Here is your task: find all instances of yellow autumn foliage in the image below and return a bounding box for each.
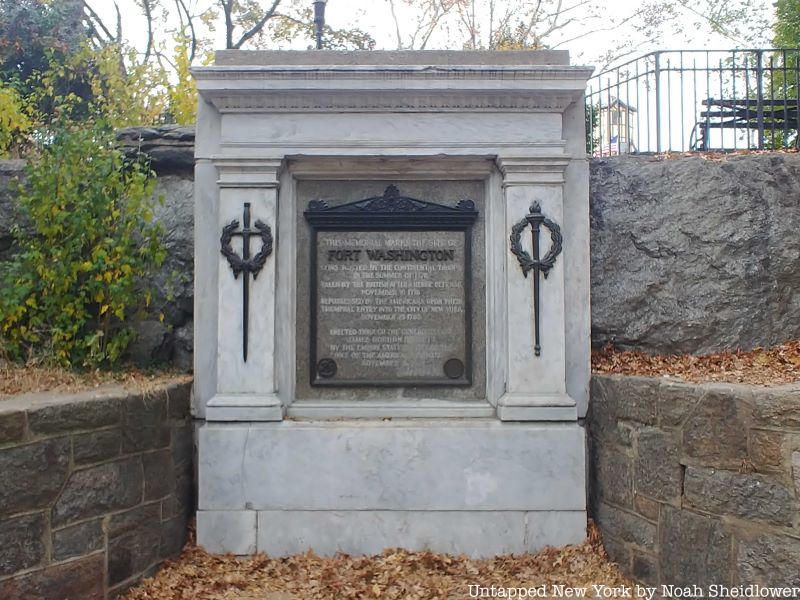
[0,85,31,156]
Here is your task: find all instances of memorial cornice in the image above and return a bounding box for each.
[193,64,594,113]
[194,64,594,80]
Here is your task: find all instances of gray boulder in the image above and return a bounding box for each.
[130,173,195,366]
[117,125,195,172]
[590,153,800,354]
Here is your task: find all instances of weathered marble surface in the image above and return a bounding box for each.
[255,510,586,557]
[189,49,591,556]
[214,49,571,66]
[197,420,587,556]
[199,421,585,511]
[198,508,585,557]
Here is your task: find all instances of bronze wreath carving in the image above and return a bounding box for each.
[509,202,563,279]
[220,219,273,279]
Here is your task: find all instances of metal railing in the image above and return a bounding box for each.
[585,49,800,156]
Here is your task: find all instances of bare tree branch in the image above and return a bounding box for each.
[549,11,642,50]
[674,0,749,44]
[418,1,454,49]
[82,1,116,44]
[488,0,495,47]
[232,0,282,49]
[543,0,592,18]
[522,0,547,47]
[219,0,234,49]
[114,1,122,44]
[470,0,477,48]
[387,0,404,49]
[175,0,198,61]
[139,0,155,62]
[455,0,478,48]
[385,0,458,50]
[273,12,306,26]
[174,0,186,30]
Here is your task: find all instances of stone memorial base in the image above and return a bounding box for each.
[197,420,585,557]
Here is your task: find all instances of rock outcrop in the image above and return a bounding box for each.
[591,153,800,353]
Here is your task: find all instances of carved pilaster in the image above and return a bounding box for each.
[208,159,284,422]
[495,156,576,421]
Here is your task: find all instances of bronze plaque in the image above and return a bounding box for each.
[304,187,478,386]
[314,230,468,385]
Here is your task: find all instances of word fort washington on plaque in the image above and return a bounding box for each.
[193,50,593,557]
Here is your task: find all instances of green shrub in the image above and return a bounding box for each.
[0,84,31,156]
[0,121,166,367]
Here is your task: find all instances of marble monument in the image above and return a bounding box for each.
[193,50,593,556]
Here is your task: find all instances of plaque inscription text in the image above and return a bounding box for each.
[316,231,466,384]
[304,186,478,386]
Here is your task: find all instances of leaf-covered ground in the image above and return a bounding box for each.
[0,361,190,398]
[122,525,631,600]
[591,340,800,385]
[624,148,799,161]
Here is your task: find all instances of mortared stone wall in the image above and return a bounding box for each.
[0,380,194,599]
[588,374,800,587]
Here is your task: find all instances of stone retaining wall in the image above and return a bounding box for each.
[0,381,194,599]
[588,375,800,586]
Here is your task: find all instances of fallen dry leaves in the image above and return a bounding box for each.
[619,148,800,161]
[122,524,632,600]
[0,360,191,399]
[592,340,800,385]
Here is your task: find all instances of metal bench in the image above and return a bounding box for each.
[691,97,800,150]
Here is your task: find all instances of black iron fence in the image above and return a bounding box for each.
[585,49,800,156]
